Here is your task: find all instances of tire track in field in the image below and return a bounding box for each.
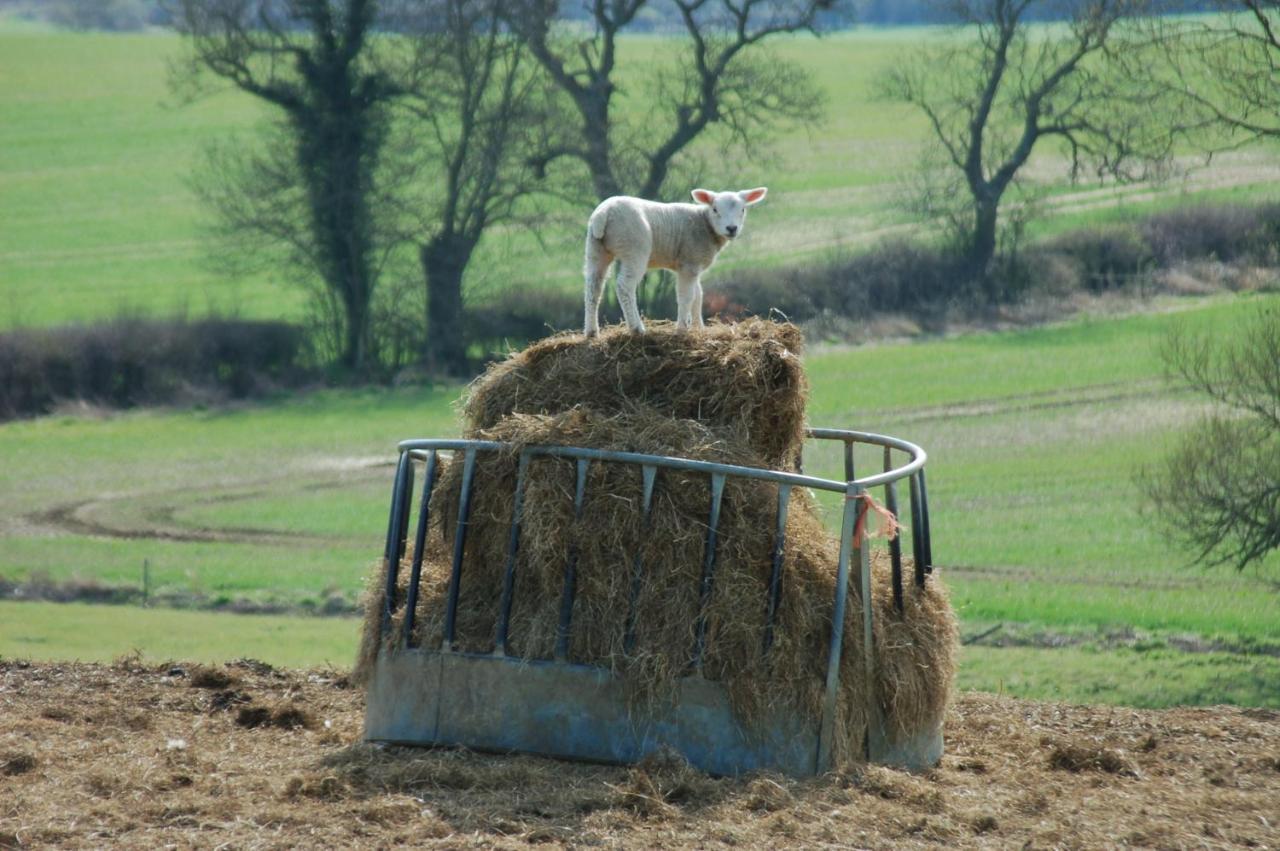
[959,619,1280,657]
[859,378,1170,425]
[28,500,315,545]
[22,459,393,546]
[940,562,1216,592]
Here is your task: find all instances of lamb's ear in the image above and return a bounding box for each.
[691,189,715,205]
[739,187,768,206]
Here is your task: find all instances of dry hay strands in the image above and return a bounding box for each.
[355,410,958,766]
[461,318,809,470]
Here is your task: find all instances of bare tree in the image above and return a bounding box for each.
[1140,306,1280,571]
[393,0,559,375]
[1142,2,1280,145]
[173,0,405,373]
[884,0,1172,291]
[505,0,832,201]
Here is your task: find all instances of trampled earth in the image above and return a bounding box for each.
[1,660,1276,849]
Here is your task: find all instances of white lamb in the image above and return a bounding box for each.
[583,187,768,336]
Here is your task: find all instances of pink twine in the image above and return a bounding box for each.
[847,491,901,545]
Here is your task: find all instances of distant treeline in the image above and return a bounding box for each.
[2,0,174,31]
[3,0,1222,33]
[857,0,1216,25]
[0,317,314,421]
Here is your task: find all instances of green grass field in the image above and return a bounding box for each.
[0,600,357,669]
[2,293,1277,707]
[4,23,1280,330]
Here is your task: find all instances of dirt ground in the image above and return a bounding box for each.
[1,659,1276,849]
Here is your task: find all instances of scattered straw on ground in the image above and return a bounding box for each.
[2,659,1277,849]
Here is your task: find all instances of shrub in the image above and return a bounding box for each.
[0,317,312,421]
[369,277,427,375]
[1141,203,1280,267]
[1139,305,1280,570]
[705,265,825,323]
[1002,247,1085,297]
[842,239,966,311]
[1037,226,1153,293]
[465,288,583,357]
[709,240,964,323]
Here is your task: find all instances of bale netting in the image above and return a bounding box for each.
[355,409,958,766]
[461,319,809,470]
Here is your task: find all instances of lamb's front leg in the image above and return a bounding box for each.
[691,278,705,330]
[675,269,698,330]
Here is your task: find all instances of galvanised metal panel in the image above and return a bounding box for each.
[365,649,821,777]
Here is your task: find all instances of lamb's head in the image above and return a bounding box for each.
[691,187,768,240]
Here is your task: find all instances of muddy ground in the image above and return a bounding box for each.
[1,659,1276,849]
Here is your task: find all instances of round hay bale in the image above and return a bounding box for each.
[357,408,957,765]
[461,319,809,470]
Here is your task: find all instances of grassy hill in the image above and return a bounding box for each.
[3,24,1279,330]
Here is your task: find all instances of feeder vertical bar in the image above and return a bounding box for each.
[494,452,530,656]
[442,448,478,651]
[623,465,658,655]
[858,494,879,752]
[817,486,861,770]
[398,463,416,569]
[844,439,855,482]
[403,450,438,647]
[884,446,903,613]
[381,451,413,639]
[555,458,590,661]
[919,468,933,574]
[909,473,925,588]
[691,472,727,671]
[762,484,793,654]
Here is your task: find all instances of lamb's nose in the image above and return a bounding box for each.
[726,225,738,237]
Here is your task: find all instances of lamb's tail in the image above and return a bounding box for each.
[587,205,608,241]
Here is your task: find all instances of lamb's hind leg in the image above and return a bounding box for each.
[675,269,697,331]
[615,261,647,333]
[583,239,612,336]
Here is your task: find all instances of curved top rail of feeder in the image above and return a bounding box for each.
[397,427,925,494]
[806,427,928,489]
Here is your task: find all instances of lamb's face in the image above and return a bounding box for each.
[692,187,768,240]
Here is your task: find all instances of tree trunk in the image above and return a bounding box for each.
[295,96,379,374]
[580,88,622,200]
[342,294,368,373]
[967,195,1000,292]
[421,234,474,376]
